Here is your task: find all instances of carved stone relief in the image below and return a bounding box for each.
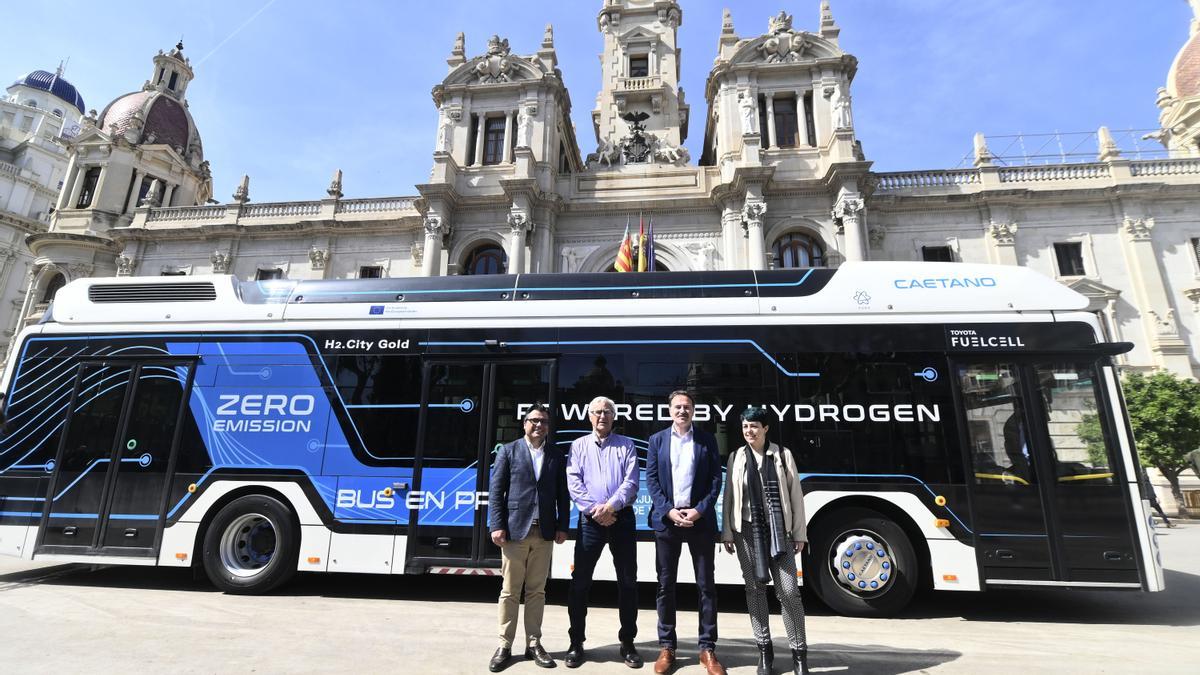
[755,11,811,63]
[210,249,231,274]
[987,221,1018,245]
[474,35,516,84]
[309,247,330,270]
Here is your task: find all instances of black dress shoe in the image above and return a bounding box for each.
[489,647,512,672]
[792,648,809,675]
[757,642,774,675]
[526,643,556,668]
[620,642,644,668]
[565,643,585,669]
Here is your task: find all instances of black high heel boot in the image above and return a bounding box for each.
[791,648,809,675]
[756,642,774,675]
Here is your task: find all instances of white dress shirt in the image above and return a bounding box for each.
[670,426,696,508]
[527,438,545,514]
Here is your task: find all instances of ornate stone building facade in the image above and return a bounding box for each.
[0,66,87,354]
[23,1,1200,387]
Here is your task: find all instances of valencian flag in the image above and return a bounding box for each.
[614,218,634,272]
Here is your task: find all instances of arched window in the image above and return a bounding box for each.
[464,244,507,275]
[41,273,66,304]
[772,232,825,268]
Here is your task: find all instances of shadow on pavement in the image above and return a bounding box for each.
[20,561,1200,629]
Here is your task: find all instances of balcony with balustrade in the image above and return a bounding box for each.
[872,129,1200,198]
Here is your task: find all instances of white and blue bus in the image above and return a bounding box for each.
[0,262,1164,616]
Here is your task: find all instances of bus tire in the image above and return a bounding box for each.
[808,507,917,617]
[202,494,299,595]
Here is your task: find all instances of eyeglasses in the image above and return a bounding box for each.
[589,409,614,417]
[525,418,549,425]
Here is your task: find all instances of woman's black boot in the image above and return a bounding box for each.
[791,648,809,675]
[756,642,774,675]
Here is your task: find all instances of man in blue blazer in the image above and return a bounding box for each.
[645,391,726,674]
[488,404,570,672]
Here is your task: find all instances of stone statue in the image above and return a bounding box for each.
[653,141,690,166]
[586,138,619,168]
[436,112,453,152]
[560,246,580,273]
[739,93,757,135]
[832,83,853,129]
[140,178,163,207]
[517,105,535,148]
[452,32,465,57]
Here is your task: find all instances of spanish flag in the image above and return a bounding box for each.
[614,220,634,272]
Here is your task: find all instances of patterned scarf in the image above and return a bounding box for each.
[744,445,790,582]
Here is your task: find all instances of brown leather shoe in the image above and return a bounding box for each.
[699,649,727,675]
[653,647,675,674]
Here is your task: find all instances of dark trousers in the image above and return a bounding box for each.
[568,508,638,645]
[654,524,718,650]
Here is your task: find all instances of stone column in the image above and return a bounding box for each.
[797,92,809,146]
[420,215,447,277]
[56,153,79,210]
[721,203,742,270]
[124,169,144,213]
[986,221,1020,265]
[814,81,833,147]
[765,96,776,150]
[833,196,866,262]
[535,222,554,273]
[162,183,176,208]
[506,212,529,274]
[66,165,87,209]
[1120,216,1192,376]
[474,115,487,166]
[502,112,515,164]
[742,201,768,270]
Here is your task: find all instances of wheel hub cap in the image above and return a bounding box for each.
[832,532,892,594]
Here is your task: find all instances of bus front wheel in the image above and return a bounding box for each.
[808,507,917,617]
[202,494,299,594]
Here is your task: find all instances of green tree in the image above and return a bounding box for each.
[1121,371,1200,510]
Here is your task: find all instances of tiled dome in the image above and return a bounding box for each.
[98,90,198,153]
[10,69,85,113]
[1168,30,1200,99]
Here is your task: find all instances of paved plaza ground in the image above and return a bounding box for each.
[0,522,1196,673]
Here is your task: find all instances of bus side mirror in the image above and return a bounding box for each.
[0,392,6,434]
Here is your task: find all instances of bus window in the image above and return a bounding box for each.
[1033,363,1113,485]
[959,364,1035,486]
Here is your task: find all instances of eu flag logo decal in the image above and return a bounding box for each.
[369,305,384,315]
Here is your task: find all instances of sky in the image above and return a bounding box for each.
[1,1,1190,203]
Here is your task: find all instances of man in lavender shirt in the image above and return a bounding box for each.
[564,396,642,669]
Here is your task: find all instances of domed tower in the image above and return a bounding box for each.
[21,43,211,323]
[1152,1,1200,156]
[1,64,88,353]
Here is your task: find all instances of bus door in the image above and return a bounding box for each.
[36,357,197,558]
[407,359,555,571]
[956,359,1140,587]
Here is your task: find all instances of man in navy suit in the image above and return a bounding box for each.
[488,404,570,672]
[645,391,726,675]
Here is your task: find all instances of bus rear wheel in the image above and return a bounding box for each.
[202,494,299,594]
[808,507,917,617]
